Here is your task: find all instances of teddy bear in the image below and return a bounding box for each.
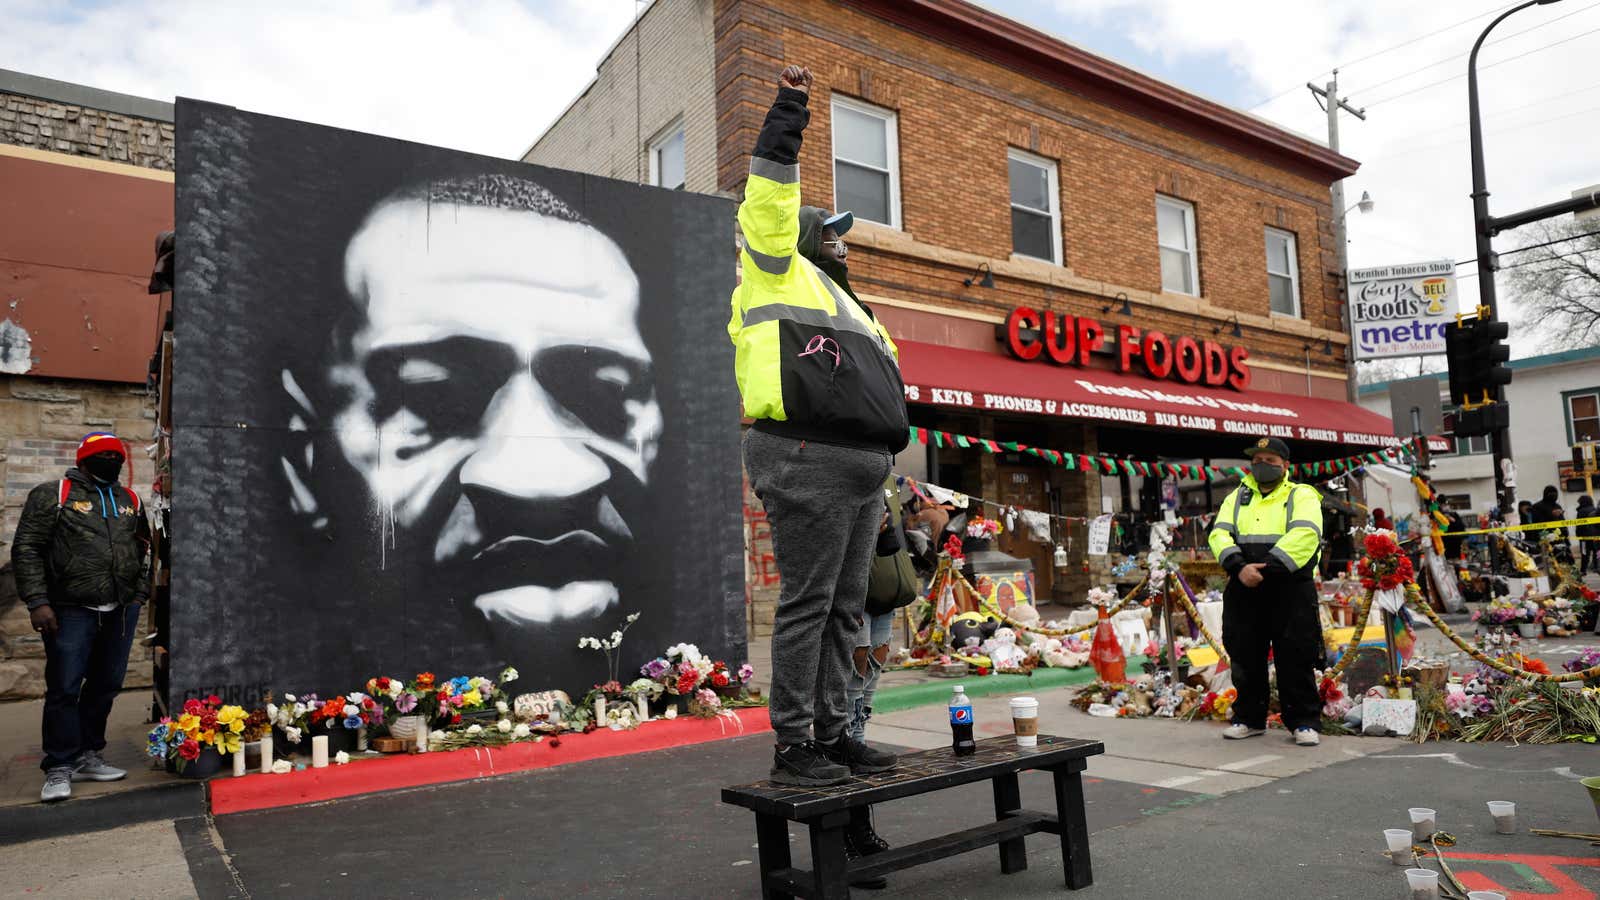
[1008,603,1041,629]
[947,612,999,655]
[1041,637,1089,669]
[982,627,1028,670]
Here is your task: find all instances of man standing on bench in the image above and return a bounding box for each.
[731,64,910,787]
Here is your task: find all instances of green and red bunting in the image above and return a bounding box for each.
[907,426,1414,481]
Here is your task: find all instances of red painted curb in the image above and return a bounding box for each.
[209,708,770,815]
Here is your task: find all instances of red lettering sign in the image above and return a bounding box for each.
[999,307,1251,390]
[1142,331,1172,378]
[1006,307,1042,360]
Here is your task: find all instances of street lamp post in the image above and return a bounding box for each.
[1467,0,1565,515]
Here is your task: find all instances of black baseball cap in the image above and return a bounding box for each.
[1244,437,1292,460]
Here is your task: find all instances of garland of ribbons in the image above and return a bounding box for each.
[907,426,1416,481]
[1170,571,1231,667]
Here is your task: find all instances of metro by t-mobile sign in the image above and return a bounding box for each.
[1004,307,1252,391]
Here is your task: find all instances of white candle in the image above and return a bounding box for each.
[233,747,246,777]
[311,734,329,768]
[259,735,273,774]
[415,725,428,753]
[635,695,650,722]
[595,696,607,722]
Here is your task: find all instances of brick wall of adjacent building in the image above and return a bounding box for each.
[0,72,169,699]
[713,0,1350,367]
[523,0,720,194]
[0,89,174,170]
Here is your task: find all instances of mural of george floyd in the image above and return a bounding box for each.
[170,100,743,705]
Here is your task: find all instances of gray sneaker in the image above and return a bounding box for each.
[41,766,72,802]
[73,750,127,782]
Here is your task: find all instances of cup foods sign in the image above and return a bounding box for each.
[1347,259,1456,361]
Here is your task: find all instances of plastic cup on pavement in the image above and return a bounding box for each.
[1408,807,1437,842]
[1384,828,1413,866]
[1486,800,1516,834]
[1009,696,1039,748]
[1404,868,1440,900]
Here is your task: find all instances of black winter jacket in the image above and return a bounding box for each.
[11,469,151,610]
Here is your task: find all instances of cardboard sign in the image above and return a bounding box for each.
[1088,515,1112,556]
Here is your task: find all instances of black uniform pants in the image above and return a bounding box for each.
[1221,578,1323,731]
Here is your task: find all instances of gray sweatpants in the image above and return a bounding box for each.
[744,428,892,746]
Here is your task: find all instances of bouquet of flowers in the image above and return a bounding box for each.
[1473,597,1523,627]
[965,515,1002,541]
[147,696,246,771]
[1086,585,1118,608]
[1355,531,1414,593]
[1564,648,1600,687]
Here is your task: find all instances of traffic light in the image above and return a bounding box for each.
[1443,315,1512,438]
[1444,320,1475,407]
[1470,319,1512,397]
[1455,402,1509,438]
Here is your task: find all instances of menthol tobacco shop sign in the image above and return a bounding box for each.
[1347,259,1456,361]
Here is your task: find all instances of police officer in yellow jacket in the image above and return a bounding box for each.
[731,65,909,791]
[1207,437,1325,747]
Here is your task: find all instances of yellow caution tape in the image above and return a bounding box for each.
[1450,515,1600,536]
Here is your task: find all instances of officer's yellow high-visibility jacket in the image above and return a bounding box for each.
[1207,474,1324,581]
[728,86,909,453]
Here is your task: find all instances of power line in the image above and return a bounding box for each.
[1244,1,1515,110]
[1358,102,1600,165]
[1347,1,1600,96]
[1367,24,1600,107]
[1453,228,1600,268]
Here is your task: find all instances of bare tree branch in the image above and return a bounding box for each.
[1504,218,1600,349]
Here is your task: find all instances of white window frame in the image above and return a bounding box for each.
[830,94,901,229]
[1156,195,1199,296]
[1265,226,1302,317]
[1568,390,1600,443]
[648,121,685,190]
[1006,147,1061,264]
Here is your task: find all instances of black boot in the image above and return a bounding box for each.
[844,805,890,889]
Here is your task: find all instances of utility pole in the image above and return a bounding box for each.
[1308,70,1366,405]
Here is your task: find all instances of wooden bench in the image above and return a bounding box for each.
[721,735,1104,899]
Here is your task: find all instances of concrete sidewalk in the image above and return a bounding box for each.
[0,693,164,809]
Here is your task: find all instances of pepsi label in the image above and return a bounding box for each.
[950,706,973,725]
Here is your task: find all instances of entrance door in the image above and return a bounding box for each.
[996,466,1055,602]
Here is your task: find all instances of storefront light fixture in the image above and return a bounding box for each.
[1053,544,1069,568]
[963,262,995,288]
[1101,292,1132,316]
[1213,315,1242,339]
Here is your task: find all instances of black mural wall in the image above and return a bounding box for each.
[171,100,742,704]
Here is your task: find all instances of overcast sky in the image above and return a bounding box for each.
[6,0,1595,361]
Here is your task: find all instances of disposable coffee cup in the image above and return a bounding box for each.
[1487,800,1516,834]
[1009,696,1039,748]
[1383,828,1413,866]
[1467,892,1506,900]
[1408,807,1437,842]
[1404,868,1439,900]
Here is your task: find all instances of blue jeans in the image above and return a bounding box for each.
[846,612,894,742]
[40,604,141,771]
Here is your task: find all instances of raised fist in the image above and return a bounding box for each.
[779,65,813,94]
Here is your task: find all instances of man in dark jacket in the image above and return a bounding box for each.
[11,433,150,802]
[731,64,909,787]
[1575,495,1597,575]
[1529,485,1570,565]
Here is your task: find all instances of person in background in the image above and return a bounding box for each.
[1574,494,1597,576]
[840,479,920,890]
[1440,499,1466,561]
[1371,508,1393,531]
[1529,485,1570,565]
[731,64,909,786]
[10,433,150,803]
[1207,438,1325,747]
[1517,499,1534,526]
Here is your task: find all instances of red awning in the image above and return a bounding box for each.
[897,340,1397,447]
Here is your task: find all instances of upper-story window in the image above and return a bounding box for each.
[649,124,685,190]
[1265,227,1301,316]
[1008,148,1061,264]
[1156,195,1198,295]
[831,95,900,228]
[1568,390,1600,442]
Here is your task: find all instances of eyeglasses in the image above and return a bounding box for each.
[822,239,846,248]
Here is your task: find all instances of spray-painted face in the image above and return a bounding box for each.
[323,199,660,627]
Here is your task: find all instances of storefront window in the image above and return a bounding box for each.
[1156,195,1198,295]
[1265,226,1300,317]
[1007,148,1060,264]
[831,96,900,228]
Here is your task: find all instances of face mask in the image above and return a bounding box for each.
[1250,461,1284,486]
[83,456,124,484]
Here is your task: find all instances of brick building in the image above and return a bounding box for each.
[0,69,172,699]
[527,0,1395,635]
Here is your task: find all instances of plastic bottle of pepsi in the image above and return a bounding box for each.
[949,685,976,756]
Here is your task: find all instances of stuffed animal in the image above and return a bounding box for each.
[947,612,999,654]
[1009,604,1041,629]
[982,627,1028,670]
